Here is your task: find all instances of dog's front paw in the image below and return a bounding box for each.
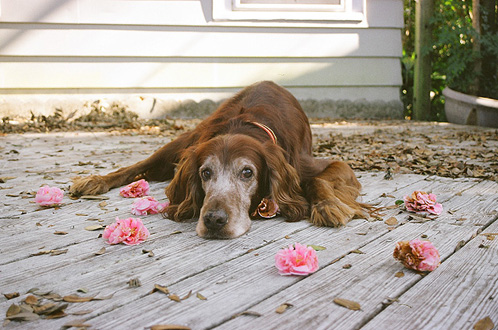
[70,175,110,197]
[310,200,354,227]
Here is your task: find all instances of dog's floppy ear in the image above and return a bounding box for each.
[264,144,309,221]
[164,148,204,221]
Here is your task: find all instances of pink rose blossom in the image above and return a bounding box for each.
[404,191,443,215]
[275,243,319,276]
[131,196,169,215]
[102,217,150,245]
[119,179,150,198]
[35,186,64,206]
[393,239,440,272]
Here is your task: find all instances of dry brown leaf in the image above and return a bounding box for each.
[94,247,106,255]
[275,303,293,314]
[239,311,262,317]
[68,309,93,315]
[473,316,494,330]
[44,310,67,319]
[150,284,170,295]
[394,271,405,278]
[231,310,262,319]
[4,292,19,300]
[51,249,68,256]
[98,201,108,208]
[142,249,155,257]
[24,295,38,305]
[44,293,63,301]
[32,303,56,314]
[181,290,192,300]
[350,249,364,254]
[481,233,498,240]
[128,278,141,288]
[63,294,96,303]
[80,195,109,200]
[333,297,361,311]
[54,231,68,235]
[6,304,21,317]
[0,176,16,182]
[62,320,91,328]
[168,294,181,302]
[85,224,104,231]
[149,325,191,330]
[6,312,40,322]
[93,293,113,301]
[342,264,352,269]
[38,303,68,317]
[196,292,207,301]
[385,217,398,226]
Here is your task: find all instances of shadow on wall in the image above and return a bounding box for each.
[121,97,403,120]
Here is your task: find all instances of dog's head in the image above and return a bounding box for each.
[165,134,308,239]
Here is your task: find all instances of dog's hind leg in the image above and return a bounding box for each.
[69,132,194,196]
[303,160,369,227]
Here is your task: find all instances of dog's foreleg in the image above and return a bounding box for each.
[69,132,194,196]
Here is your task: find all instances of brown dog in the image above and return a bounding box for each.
[70,81,370,238]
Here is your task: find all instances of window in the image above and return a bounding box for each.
[213,0,364,22]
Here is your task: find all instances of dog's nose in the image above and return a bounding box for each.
[203,210,228,230]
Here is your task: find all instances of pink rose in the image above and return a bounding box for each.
[119,179,150,198]
[35,186,64,206]
[131,196,169,215]
[103,217,150,245]
[393,239,440,272]
[404,191,443,215]
[275,243,319,276]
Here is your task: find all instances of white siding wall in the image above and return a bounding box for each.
[0,0,404,118]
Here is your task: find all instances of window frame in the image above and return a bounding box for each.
[212,0,364,22]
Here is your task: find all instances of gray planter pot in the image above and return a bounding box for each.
[443,87,498,128]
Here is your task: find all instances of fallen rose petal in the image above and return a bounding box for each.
[131,196,169,215]
[35,186,64,206]
[120,179,150,198]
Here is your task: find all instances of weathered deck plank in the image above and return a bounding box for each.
[361,219,498,330]
[1,130,497,330]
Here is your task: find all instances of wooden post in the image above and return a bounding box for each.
[413,0,435,121]
[471,0,481,95]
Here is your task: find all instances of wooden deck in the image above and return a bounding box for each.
[1,124,497,329]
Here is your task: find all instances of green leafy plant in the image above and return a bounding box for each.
[402,0,498,120]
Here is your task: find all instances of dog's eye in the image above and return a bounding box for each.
[241,168,253,179]
[201,169,212,181]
